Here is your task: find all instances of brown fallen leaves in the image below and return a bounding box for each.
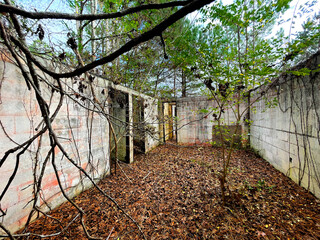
[21,143,320,239]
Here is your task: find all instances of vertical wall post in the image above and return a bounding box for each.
[174,102,178,142]
[247,90,251,145]
[128,93,134,163]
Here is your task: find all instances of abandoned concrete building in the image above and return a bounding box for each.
[0,47,319,234]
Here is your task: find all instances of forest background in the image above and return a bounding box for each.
[13,0,320,99]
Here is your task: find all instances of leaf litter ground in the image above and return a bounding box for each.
[22,143,320,239]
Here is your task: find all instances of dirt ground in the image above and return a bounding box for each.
[20,143,320,239]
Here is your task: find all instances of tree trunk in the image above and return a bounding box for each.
[181,69,187,97]
[91,0,97,60]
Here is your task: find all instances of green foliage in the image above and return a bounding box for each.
[197,0,292,91]
[264,96,278,110]
[244,179,276,193]
[194,0,295,204]
[29,40,53,56]
[285,1,320,64]
[199,109,209,114]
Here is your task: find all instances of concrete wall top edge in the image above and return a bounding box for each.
[0,45,155,102]
[250,50,320,95]
[175,96,211,103]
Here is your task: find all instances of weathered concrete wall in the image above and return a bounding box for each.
[144,97,160,152]
[0,59,110,233]
[176,97,211,144]
[105,82,159,157]
[174,52,320,198]
[176,96,247,144]
[250,52,320,198]
[0,54,159,233]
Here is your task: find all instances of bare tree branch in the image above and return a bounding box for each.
[8,0,215,79]
[0,0,215,238]
[0,1,193,20]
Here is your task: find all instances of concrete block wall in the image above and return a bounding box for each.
[250,52,320,198]
[174,52,320,198]
[144,97,160,152]
[0,58,110,234]
[176,96,247,144]
[0,54,159,233]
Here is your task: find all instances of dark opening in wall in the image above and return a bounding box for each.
[109,88,130,163]
[212,125,242,147]
[161,102,176,142]
[133,96,145,154]
[173,103,177,142]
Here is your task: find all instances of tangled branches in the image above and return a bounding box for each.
[0,0,216,238]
